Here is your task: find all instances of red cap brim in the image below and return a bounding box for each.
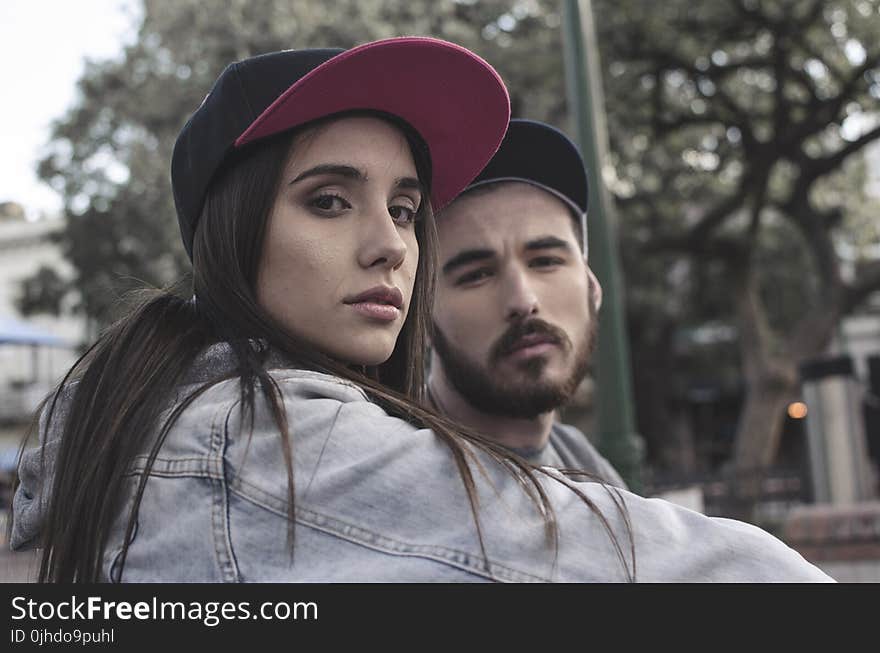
[234,37,510,210]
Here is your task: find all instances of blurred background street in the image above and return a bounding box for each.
[2,0,879,582]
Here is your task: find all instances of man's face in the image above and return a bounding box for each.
[431,182,600,419]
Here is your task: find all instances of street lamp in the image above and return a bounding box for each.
[561,0,645,490]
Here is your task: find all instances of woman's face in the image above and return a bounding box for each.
[256,116,422,366]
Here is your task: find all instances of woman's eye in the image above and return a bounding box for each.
[389,204,418,225]
[309,193,351,213]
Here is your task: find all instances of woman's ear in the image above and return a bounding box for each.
[587,267,603,312]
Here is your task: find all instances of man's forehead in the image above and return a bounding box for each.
[437,182,580,251]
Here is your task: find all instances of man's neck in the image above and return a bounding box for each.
[427,369,555,451]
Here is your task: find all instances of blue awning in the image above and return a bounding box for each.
[0,315,70,347]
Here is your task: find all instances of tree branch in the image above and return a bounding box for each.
[732,253,777,374]
[789,302,843,361]
[799,122,880,187]
[844,260,880,314]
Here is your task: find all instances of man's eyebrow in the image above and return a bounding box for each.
[525,236,572,252]
[291,164,365,184]
[441,248,496,275]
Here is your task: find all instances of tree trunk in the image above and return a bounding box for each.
[729,249,842,519]
[727,359,797,520]
[727,255,792,518]
[630,317,697,475]
[733,366,798,472]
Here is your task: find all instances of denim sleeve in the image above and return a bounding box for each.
[219,370,835,582]
[10,389,73,551]
[99,381,240,582]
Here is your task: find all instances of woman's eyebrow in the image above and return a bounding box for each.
[290,165,423,197]
[396,177,424,195]
[290,164,365,184]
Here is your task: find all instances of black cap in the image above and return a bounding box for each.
[171,37,511,260]
[462,119,589,252]
[172,49,339,259]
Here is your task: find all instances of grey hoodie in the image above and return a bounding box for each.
[12,343,833,582]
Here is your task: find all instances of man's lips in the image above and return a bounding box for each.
[502,333,561,359]
[508,333,559,351]
[489,319,571,366]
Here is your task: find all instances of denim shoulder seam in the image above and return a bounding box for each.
[301,400,345,502]
[214,398,242,582]
[127,455,222,478]
[271,370,370,401]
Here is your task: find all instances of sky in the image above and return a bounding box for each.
[0,0,140,220]
[1,1,878,221]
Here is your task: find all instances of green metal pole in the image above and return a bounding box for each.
[561,0,644,491]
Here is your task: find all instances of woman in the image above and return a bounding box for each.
[12,37,831,582]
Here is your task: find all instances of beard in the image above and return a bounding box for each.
[431,302,598,420]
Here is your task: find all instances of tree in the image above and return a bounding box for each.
[25,0,567,331]
[24,0,880,498]
[594,0,880,490]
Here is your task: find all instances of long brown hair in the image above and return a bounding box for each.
[26,112,634,582]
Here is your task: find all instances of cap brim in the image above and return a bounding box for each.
[235,37,510,210]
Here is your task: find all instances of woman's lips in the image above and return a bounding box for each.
[344,286,404,322]
[347,301,401,322]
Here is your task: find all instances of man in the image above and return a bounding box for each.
[429,119,626,488]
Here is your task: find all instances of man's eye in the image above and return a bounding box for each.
[530,256,564,268]
[309,194,350,213]
[455,269,493,286]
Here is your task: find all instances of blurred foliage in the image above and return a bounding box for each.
[16,265,67,317]
[20,0,880,473]
[593,0,880,473]
[28,0,572,325]
[599,0,880,307]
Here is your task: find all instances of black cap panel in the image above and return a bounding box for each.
[471,119,588,214]
[171,49,344,259]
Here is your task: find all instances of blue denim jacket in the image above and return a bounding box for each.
[12,343,833,582]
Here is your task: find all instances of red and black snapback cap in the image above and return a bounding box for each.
[462,119,589,254]
[171,36,511,259]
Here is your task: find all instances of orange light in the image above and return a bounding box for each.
[787,402,808,419]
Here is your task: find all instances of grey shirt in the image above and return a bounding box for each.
[512,422,628,490]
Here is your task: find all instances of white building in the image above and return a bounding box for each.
[0,208,85,422]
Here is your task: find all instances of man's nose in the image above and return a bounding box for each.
[502,269,539,321]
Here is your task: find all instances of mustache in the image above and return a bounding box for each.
[489,318,571,364]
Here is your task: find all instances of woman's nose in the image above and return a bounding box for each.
[357,206,409,271]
